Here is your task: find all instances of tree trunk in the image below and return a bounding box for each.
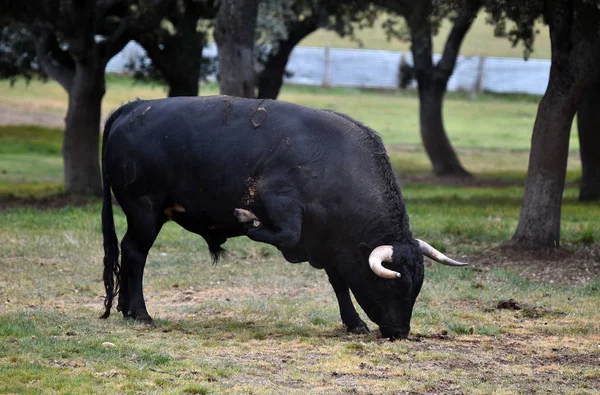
[407,0,475,178]
[164,42,202,97]
[417,75,471,176]
[165,42,202,97]
[257,19,319,99]
[168,78,199,97]
[511,76,576,247]
[214,0,258,98]
[577,75,600,201]
[63,63,104,195]
[510,0,600,247]
[257,38,297,100]
[137,25,205,98]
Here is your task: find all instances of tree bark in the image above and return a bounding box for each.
[511,76,577,247]
[136,0,216,98]
[416,73,470,177]
[167,77,200,98]
[408,0,476,177]
[214,0,259,98]
[257,18,319,99]
[577,75,600,201]
[138,34,204,97]
[511,0,600,247]
[63,63,105,195]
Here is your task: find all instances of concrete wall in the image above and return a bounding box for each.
[106,42,551,96]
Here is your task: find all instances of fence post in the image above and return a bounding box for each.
[474,55,486,94]
[322,46,331,88]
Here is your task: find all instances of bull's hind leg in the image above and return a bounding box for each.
[119,207,164,323]
[234,194,302,250]
[324,267,370,334]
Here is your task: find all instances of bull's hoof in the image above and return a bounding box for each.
[135,315,155,326]
[347,322,370,335]
[124,309,154,325]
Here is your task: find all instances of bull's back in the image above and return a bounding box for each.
[103,96,386,225]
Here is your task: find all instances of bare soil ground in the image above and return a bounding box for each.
[469,246,600,285]
[0,103,64,128]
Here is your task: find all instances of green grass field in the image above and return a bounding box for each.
[1,77,599,393]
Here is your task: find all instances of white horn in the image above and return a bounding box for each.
[416,239,469,266]
[369,246,401,279]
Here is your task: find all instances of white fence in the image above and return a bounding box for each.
[107,42,551,96]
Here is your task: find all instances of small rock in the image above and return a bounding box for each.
[102,342,116,348]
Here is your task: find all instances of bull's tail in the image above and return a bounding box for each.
[100,109,123,319]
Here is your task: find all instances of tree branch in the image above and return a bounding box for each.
[34,27,75,92]
[437,0,483,77]
[102,0,172,60]
[406,0,433,72]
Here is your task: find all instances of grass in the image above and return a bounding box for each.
[301,12,552,59]
[1,77,599,393]
[1,201,599,393]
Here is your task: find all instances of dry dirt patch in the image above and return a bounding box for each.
[0,102,64,128]
[469,245,600,285]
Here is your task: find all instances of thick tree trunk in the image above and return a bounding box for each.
[511,78,576,247]
[577,76,600,201]
[164,34,203,97]
[257,38,297,100]
[214,0,259,98]
[63,64,105,195]
[407,0,477,178]
[168,78,199,97]
[257,19,319,99]
[417,75,470,177]
[138,28,205,98]
[510,0,600,247]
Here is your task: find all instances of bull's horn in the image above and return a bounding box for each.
[369,246,401,279]
[416,239,469,266]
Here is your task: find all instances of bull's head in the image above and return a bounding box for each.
[364,239,468,339]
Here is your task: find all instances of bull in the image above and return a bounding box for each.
[101,96,467,339]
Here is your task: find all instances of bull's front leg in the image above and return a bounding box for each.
[324,266,370,334]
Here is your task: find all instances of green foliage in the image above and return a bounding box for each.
[484,0,546,59]
[0,23,46,83]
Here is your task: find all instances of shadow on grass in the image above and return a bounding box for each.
[110,315,383,343]
[0,190,100,210]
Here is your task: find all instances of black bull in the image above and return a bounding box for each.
[101,96,467,339]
